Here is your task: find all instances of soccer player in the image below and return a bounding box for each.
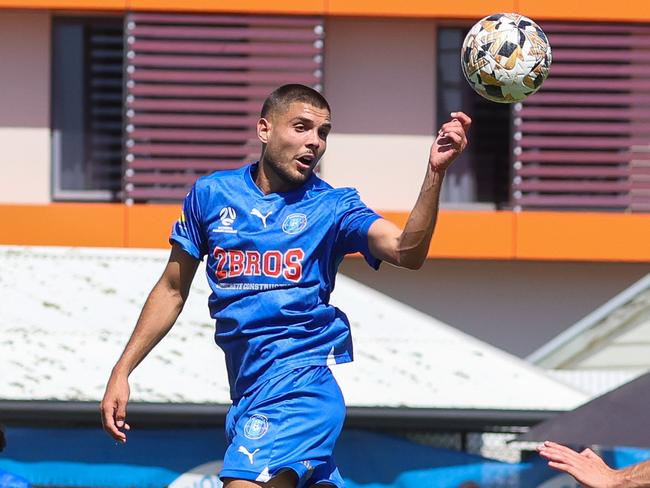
[539,441,650,487]
[100,84,470,488]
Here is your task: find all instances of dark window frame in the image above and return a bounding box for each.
[51,15,125,202]
[436,24,513,210]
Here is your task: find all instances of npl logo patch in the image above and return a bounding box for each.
[243,414,269,440]
[214,207,237,234]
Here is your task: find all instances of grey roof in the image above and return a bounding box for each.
[518,372,650,448]
[0,246,587,411]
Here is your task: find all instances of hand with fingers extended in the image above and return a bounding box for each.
[429,111,471,174]
[100,371,131,443]
[538,441,624,488]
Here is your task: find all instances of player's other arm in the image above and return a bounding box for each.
[100,243,199,442]
[368,112,471,270]
[539,441,650,488]
[621,460,650,487]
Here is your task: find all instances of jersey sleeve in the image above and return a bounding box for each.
[169,183,208,260]
[335,190,382,269]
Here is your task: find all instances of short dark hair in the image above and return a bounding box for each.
[261,84,330,119]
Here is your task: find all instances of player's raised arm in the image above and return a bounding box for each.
[368,111,471,269]
[100,243,200,443]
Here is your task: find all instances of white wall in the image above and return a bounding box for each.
[323,18,437,211]
[0,11,51,203]
[339,258,650,358]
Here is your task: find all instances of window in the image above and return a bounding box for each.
[437,27,512,209]
[122,13,324,202]
[51,14,324,204]
[510,22,650,212]
[437,22,650,212]
[51,16,124,201]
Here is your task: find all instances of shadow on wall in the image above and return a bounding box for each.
[338,257,650,358]
[0,11,51,128]
[324,18,436,136]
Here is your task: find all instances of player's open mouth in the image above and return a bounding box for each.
[296,155,314,170]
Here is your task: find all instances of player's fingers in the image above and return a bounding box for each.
[441,123,469,145]
[100,401,126,442]
[540,446,578,464]
[450,111,472,131]
[539,448,564,462]
[439,131,466,152]
[544,441,577,455]
[115,401,128,430]
[100,399,114,431]
[439,120,466,137]
[442,131,462,146]
[580,448,600,460]
[547,460,580,479]
[441,119,464,133]
[544,441,571,448]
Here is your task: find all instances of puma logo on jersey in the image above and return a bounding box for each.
[238,446,260,464]
[250,208,272,228]
[213,247,305,282]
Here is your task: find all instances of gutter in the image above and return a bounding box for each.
[0,400,560,431]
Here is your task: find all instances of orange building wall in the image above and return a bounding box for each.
[0,0,649,22]
[3,204,650,262]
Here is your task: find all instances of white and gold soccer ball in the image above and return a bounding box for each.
[461,13,552,103]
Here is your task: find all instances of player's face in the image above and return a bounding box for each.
[258,101,331,191]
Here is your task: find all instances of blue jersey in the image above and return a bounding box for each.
[170,163,381,400]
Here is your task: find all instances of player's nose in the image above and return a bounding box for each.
[305,129,320,149]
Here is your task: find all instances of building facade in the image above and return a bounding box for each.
[2,0,650,356]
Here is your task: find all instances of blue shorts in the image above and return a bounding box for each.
[220,366,346,487]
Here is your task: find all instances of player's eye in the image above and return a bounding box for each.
[319,129,330,141]
[294,124,306,132]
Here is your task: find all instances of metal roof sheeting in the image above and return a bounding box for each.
[0,246,587,411]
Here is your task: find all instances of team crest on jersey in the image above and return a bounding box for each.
[282,213,307,235]
[244,414,269,440]
[214,207,237,234]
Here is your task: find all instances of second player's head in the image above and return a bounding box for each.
[257,84,331,192]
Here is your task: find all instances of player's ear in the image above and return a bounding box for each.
[257,118,271,144]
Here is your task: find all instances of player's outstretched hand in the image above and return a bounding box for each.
[538,441,622,488]
[429,111,471,173]
[100,372,131,443]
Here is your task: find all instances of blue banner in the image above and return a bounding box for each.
[1,427,647,487]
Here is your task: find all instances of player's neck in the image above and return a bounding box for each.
[253,160,302,195]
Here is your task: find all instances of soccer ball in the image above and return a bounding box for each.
[461,13,552,103]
